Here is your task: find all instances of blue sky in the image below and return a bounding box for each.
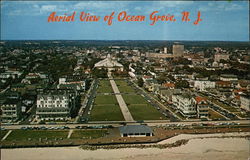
[1,1,249,41]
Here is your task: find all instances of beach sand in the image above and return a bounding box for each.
[1,132,249,160]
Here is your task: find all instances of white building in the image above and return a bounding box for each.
[58,75,86,91]
[240,95,250,111]
[220,74,238,81]
[36,90,77,121]
[94,54,124,72]
[1,99,22,123]
[194,80,215,91]
[172,93,196,117]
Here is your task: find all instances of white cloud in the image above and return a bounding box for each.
[199,2,246,12]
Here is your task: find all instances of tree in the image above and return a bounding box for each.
[138,78,144,87]
[175,80,189,89]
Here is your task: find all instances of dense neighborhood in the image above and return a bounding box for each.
[0,40,249,149]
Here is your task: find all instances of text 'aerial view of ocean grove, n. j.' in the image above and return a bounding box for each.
[0,1,250,160]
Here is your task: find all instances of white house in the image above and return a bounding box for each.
[240,95,250,111]
[172,93,197,117]
[194,80,215,91]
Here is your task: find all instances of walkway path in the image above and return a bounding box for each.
[67,130,74,139]
[108,73,134,122]
[1,130,12,141]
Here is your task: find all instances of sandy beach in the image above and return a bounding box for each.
[1,132,249,160]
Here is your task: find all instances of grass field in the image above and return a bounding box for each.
[115,80,135,93]
[0,130,8,139]
[122,95,148,104]
[91,95,124,121]
[97,80,113,93]
[94,95,118,105]
[5,130,68,141]
[209,109,225,120]
[127,104,167,120]
[71,130,108,139]
[90,104,125,121]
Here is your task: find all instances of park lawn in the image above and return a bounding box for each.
[97,80,113,93]
[94,95,118,105]
[90,104,125,121]
[122,95,148,104]
[71,129,108,139]
[128,104,167,120]
[209,109,225,120]
[5,130,68,141]
[0,130,8,139]
[115,80,135,93]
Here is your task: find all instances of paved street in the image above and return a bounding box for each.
[2,120,249,130]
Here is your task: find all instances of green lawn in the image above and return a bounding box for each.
[90,104,125,121]
[5,130,68,141]
[71,130,108,139]
[97,80,113,93]
[122,95,148,104]
[115,80,135,93]
[0,130,8,139]
[94,95,118,105]
[128,104,167,120]
[209,109,225,120]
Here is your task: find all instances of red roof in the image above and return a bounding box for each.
[162,83,175,88]
[216,81,231,85]
[195,96,207,104]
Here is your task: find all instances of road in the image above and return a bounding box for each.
[129,80,181,121]
[2,119,250,130]
[76,79,98,123]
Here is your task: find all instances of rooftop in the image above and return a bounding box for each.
[119,125,153,134]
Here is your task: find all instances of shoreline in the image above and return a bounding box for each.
[1,132,249,150]
[1,133,249,160]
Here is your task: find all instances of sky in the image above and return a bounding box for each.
[1,1,249,41]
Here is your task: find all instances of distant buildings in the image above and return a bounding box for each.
[240,95,250,111]
[36,89,78,121]
[58,75,86,91]
[194,80,215,91]
[214,53,229,62]
[1,99,22,123]
[94,54,124,72]
[173,43,184,57]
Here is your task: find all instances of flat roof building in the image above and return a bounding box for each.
[119,125,153,137]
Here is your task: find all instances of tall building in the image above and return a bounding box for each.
[163,47,168,54]
[173,43,184,57]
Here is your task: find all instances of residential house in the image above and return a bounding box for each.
[195,96,209,118]
[172,92,197,118]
